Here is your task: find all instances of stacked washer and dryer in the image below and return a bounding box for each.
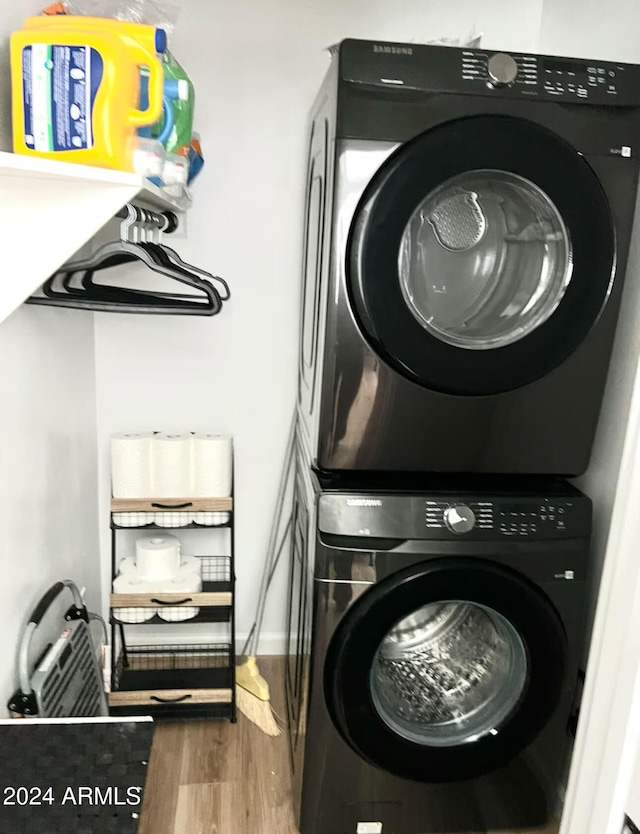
[285,39,640,834]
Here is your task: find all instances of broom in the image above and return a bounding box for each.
[236,413,296,735]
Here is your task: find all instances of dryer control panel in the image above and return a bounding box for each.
[461,50,628,103]
[339,39,640,107]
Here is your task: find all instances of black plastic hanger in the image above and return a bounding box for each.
[28,237,222,315]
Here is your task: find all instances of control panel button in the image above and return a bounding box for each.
[488,53,518,87]
[444,505,476,534]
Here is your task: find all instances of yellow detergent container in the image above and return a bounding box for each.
[10,16,166,171]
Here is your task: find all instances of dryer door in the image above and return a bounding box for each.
[324,557,567,782]
[348,114,615,395]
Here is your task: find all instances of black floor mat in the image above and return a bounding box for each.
[0,718,154,833]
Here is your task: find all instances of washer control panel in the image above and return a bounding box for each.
[424,497,583,538]
[443,504,476,533]
[427,501,493,532]
[317,490,591,540]
[498,500,572,537]
[461,49,629,102]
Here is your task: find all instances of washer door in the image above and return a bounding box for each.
[324,558,567,782]
[348,115,615,395]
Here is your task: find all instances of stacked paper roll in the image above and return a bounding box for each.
[156,571,203,622]
[135,535,181,581]
[112,574,156,623]
[152,432,193,498]
[118,557,137,575]
[154,511,192,528]
[111,432,154,498]
[119,554,200,576]
[194,511,230,526]
[193,433,233,496]
[120,544,200,577]
[112,512,154,528]
[179,555,202,575]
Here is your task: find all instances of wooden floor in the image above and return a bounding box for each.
[138,657,559,834]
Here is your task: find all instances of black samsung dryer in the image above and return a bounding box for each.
[297,39,640,475]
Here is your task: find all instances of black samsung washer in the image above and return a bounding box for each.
[286,466,591,833]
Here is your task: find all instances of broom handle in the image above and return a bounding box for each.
[241,516,292,657]
[243,411,297,657]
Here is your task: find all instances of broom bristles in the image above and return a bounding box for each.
[236,685,282,736]
[236,655,270,700]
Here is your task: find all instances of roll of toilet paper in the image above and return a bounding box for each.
[152,432,193,498]
[111,432,154,498]
[179,555,202,576]
[154,511,193,528]
[112,512,155,528]
[135,534,181,581]
[117,557,137,575]
[192,433,233,497]
[193,511,230,526]
[155,571,202,622]
[112,574,157,623]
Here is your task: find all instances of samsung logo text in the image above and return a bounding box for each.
[346,498,382,507]
[373,45,413,55]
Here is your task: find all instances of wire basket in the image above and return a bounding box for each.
[120,642,231,672]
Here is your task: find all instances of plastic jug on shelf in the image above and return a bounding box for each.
[10,16,167,172]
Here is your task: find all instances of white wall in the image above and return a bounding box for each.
[93,0,545,650]
[540,0,640,63]
[0,305,101,711]
[0,3,101,711]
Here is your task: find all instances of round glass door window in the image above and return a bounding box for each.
[370,601,528,747]
[398,170,573,350]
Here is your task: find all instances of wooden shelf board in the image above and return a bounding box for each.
[109,688,233,707]
[111,591,233,608]
[111,496,233,513]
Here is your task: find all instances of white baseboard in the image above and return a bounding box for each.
[237,632,288,656]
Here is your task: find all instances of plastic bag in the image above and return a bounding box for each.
[64,0,179,33]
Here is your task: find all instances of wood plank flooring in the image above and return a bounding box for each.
[137,657,560,834]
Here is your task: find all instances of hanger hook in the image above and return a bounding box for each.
[119,203,138,243]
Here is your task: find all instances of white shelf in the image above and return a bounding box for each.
[0,151,185,324]
[0,152,183,211]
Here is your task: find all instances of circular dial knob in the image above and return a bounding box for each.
[487,52,518,87]
[444,505,476,534]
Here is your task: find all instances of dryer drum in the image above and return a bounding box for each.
[370,600,528,748]
[399,170,572,351]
